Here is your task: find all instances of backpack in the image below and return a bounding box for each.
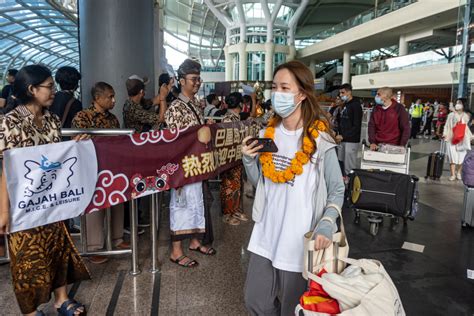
[462,150,474,187]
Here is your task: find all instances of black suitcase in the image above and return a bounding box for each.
[349,169,418,218]
[426,141,446,180]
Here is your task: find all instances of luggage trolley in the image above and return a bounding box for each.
[351,142,417,236]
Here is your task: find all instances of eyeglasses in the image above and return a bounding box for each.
[185,77,203,84]
[38,84,57,92]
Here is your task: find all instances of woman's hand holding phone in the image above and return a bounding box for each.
[242,136,264,158]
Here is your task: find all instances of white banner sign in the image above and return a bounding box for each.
[4,140,98,232]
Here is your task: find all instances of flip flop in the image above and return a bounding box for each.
[189,246,217,256]
[170,255,199,268]
[56,298,86,316]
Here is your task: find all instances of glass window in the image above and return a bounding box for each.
[247,52,265,81]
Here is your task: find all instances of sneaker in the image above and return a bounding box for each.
[457,173,462,180]
[449,175,456,181]
[88,255,108,264]
[124,227,145,235]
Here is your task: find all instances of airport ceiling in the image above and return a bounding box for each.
[0,0,376,80]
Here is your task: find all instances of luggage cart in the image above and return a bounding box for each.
[353,142,416,236]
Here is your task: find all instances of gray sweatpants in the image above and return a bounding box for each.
[244,253,307,316]
[337,142,359,176]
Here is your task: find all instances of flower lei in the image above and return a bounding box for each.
[259,118,328,183]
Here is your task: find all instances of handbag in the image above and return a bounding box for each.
[302,203,349,279]
[295,257,405,316]
[452,122,466,145]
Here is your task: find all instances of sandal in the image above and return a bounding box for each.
[36,310,45,316]
[223,215,240,226]
[169,255,199,268]
[189,245,217,256]
[232,212,249,222]
[56,299,86,316]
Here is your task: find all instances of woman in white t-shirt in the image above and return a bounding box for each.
[443,98,472,181]
[241,61,345,315]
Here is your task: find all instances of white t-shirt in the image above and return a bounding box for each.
[247,124,318,273]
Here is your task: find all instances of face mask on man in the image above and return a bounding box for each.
[375,96,384,105]
[340,95,349,102]
[271,91,302,118]
[455,103,463,111]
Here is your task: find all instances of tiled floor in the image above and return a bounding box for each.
[0,138,473,315]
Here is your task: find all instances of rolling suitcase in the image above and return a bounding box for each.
[350,169,417,217]
[349,169,418,235]
[462,186,474,227]
[426,141,446,180]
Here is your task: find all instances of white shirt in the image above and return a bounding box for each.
[247,124,318,272]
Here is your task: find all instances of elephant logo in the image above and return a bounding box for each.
[23,155,77,197]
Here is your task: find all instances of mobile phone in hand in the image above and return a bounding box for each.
[246,138,279,153]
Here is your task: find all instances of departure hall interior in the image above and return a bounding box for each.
[0,0,474,315]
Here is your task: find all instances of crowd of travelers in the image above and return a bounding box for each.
[0,59,472,315]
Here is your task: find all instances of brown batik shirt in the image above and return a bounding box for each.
[123,99,160,132]
[71,104,120,129]
[165,93,204,129]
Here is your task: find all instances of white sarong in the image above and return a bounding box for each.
[169,182,205,239]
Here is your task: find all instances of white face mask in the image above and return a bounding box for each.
[271,91,302,118]
[455,103,463,111]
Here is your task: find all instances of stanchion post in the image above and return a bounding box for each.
[105,207,113,251]
[130,199,141,276]
[80,215,88,253]
[150,193,160,273]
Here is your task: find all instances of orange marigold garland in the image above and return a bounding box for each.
[259,118,328,183]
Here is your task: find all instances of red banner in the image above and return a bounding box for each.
[85,120,261,213]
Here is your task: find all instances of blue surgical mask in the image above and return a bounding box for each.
[340,95,349,102]
[375,96,384,105]
[271,91,301,118]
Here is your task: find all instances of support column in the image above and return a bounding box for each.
[399,35,408,56]
[238,42,248,81]
[287,46,297,61]
[79,0,155,123]
[224,46,233,81]
[342,50,351,84]
[309,60,316,78]
[264,42,274,99]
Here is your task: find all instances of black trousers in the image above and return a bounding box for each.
[422,118,433,135]
[411,117,422,138]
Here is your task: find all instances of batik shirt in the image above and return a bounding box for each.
[0,105,61,156]
[165,93,204,129]
[123,99,160,132]
[222,110,240,123]
[72,105,120,129]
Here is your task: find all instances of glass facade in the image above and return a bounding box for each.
[247,52,265,81]
[0,0,79,84]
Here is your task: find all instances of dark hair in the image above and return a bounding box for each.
[456,97,467,106]
[206,93,217,104]
[243,95,252,104]
[340,83,352,92]
[171,85,180,95]
[91,82,114,100]
[126,79,144,97]
[7,69,18,77]
[273,61,333,156]
[177,59,201,79]
[226,92,243,109]
[55,66,81,90]
[159,73,171,87]
[13,65,52,105]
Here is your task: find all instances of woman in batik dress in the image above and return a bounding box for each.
[0,65,90,316]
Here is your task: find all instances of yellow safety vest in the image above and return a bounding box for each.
[411,104,423,118]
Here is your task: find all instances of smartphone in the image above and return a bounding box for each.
[246,138,279,153]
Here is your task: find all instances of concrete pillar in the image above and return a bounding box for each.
[287,46,297,61]
[342,50,351,84]
[309,60,316,78]
[399,35,408,56]
[78,0,155,123]
[224,46,233,81]
[238,42,248,81]
[264,42,275,100]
